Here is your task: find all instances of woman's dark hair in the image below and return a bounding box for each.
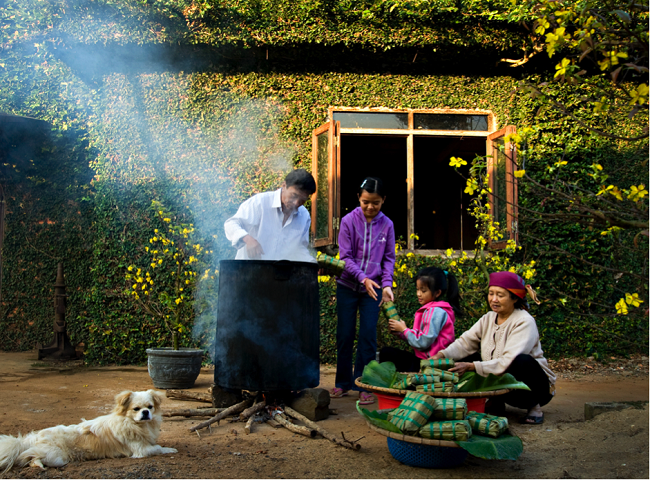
[359,177,385,197]
[507,291,529,311]
[415,266,462,316]
[285,168,316,195]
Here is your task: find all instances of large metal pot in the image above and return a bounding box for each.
[213,260,320,391]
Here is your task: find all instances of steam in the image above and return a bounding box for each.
[8,2,303,361]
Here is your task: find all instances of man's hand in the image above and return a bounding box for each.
[449,362,475,375]
[388,318,407,334]
[362,278,381,301]
[243,235,264,259]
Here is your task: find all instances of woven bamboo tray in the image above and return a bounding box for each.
[355,377,510,398]
[364,409,461,448]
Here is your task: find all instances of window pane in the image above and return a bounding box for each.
[414,114,488,131]
[315,131,330,240]
[333,112,408,129]
[493,137,508,229]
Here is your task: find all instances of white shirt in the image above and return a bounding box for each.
[224,188,315,263]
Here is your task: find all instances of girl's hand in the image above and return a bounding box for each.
[362,278,381,301]
[380,287,394,305]
[388,318,407,333]
[449,362,475,375]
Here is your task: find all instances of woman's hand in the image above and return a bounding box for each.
[362,278,381,301]
[380,287,394,305]
[449,362,475,375]
[430,352,446,360]
[388,318,407,334]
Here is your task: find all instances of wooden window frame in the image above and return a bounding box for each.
[311,107,517,253]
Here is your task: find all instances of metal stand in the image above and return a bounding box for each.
[37,263,77,360]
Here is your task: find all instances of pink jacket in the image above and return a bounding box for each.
[399,301,456,360]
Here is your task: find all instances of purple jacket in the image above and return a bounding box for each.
[337,207,396,293]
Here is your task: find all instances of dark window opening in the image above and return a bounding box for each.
[413,136,483,250]
[339,135,408,241]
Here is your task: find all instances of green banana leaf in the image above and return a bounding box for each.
[356,402,523,461]
[355,402,403,434]
[456,434,523,460]
[455,372,531,393]
[360,361,405,389]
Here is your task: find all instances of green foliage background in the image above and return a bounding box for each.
[0,0,646,364]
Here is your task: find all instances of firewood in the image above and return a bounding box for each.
[163,408,224,417]
[271,411,317,438]
[284,406,362,450]
[166,389,213,403]
[265,418,282,428]
[244,414,256,434]
[239,400,266,420]
[189,398,252,432]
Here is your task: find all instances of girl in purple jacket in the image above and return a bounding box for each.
[380,266,461,372]
[330,177,396,405]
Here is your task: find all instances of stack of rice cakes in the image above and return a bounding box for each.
[386,358,509,441]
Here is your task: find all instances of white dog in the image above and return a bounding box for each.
[0,389,177,471]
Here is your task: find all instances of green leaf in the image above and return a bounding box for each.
[355,401,403,434]
[456,434,523,460]
[360,360,404,388]
[455,372,531,393]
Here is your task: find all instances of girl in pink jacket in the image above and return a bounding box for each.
[381,266,461,372]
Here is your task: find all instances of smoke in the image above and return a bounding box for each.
[5,0,306,361]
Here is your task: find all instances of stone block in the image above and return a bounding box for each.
[584,402,632,421]
[288,388,330,422]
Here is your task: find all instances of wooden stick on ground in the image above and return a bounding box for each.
[284,406,362,450]
[239,400,266,420]
[166,390,213,403]
[272,412,317,438]
[163,408,224,417]
[189,399,252,432]
[244,414,256,434]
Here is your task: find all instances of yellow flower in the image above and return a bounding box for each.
[554,58,571,78]
[185,279,190,284]
[446,248,454,257]
[629,83,649,106]
[514,169,526,178]
[554,160,568,167]
[627,185,647,202]
[406,252,414,258]
[175,298,181,305]
[154,229,158,233]
[615,298,628,315]
[392,281,397,288]
[449,157,467,168]
[625,293,644,307]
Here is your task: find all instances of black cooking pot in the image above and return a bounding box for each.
[213,260,320,391]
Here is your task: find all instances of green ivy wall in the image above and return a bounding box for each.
[0,0,646,364]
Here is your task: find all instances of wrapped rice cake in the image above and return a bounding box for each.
[393,373,441,389]
[420,358,455,371]
[387,391,437,434]
[418,420,472,441]
[466,411,509,438]
[316,253,346,276]
[431,398,468,420]
[421,367,459,383]
[416,382,455,393]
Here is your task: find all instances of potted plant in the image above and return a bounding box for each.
[125,200,215,389]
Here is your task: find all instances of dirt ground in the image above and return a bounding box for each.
[0,351,648,479]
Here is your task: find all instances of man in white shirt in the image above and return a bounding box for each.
[224,169,317,262]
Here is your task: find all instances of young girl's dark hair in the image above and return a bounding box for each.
[415,266,463,316]
[359,177,385,197]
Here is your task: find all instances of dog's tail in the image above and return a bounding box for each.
[0,434,27,473]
